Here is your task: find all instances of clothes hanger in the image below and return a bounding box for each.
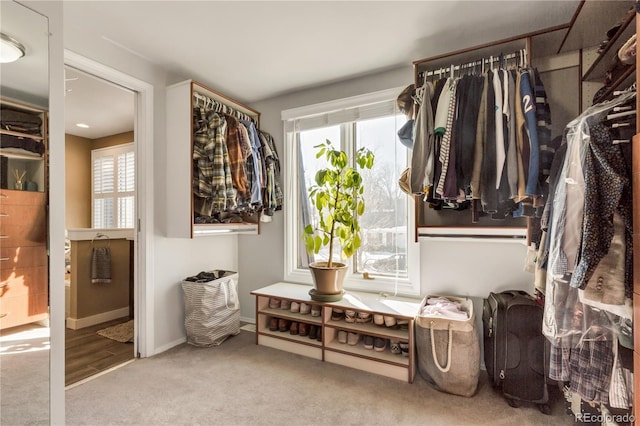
[606,110,636,121]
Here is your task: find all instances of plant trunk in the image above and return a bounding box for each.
[327,182,341,268]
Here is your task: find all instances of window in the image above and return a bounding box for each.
[92,143,135,229]
[283,88,420,295]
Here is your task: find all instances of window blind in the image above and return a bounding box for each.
[282,87,403,132]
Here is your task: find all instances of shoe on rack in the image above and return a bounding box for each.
[344,310,356,323]
[363,335,374,349]
[331,308,344,321]
[281,300,292,310]
[289,322,299,335]
[374,338,387,352]
[356,312,372,323]
[390,339,401,355]
[269,317,278,331]
[373,314,385,326]
[347,332,360,346]
[308,324,318,340]
[300,303,311,315]
[269,298,281,309]
[395,319,409,330]
[278,318,289,332]
[311,305,321,317]
[299,323,309,337]
[399,342,409,357]
[384,316,397,327]
[338,330,348,344]
[290,301,300,313]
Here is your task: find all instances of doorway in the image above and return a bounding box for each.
[63,63,136,386]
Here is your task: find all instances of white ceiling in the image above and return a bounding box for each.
[64,66,135,140]
[7,1,585,139]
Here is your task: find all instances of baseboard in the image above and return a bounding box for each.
[66,307,130,330]
[240,316,256,325]
[152,336,187,356]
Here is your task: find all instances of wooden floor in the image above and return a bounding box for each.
[65,317,134,386]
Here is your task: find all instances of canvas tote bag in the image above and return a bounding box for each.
[181,270,240,346]
[415,295,480,397]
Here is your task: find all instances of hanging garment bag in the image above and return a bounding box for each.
[181,270,240,346]
[415,295,480,397]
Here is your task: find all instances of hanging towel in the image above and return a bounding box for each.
[91,246,112,284]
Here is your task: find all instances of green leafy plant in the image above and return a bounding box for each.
[304,139,375,268]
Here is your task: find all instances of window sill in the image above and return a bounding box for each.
[285,269,420,298]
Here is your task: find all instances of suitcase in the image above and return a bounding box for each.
[482,290,550,414]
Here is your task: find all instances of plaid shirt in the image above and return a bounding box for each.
[193,109,236,212]
[569,335,613,404]
[259,131,283,214]
[224,115,248,197]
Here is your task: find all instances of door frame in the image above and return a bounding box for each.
[63,50,154,357]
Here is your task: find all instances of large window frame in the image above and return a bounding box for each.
[282,88,420,296]
[91,142,135,229]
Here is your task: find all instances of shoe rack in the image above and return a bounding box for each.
[251,282,421,383]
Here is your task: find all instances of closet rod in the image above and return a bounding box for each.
[420,50,523,80]
[193,92,258,125]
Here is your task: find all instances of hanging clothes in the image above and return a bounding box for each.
[541,89,635,408]
[191,94,283,220]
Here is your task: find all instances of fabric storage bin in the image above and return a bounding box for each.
[415,295,480,397]
[181,270,240,347]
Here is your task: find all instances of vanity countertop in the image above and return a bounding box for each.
[66,228,135,241]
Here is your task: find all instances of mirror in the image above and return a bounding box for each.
[0,1,50,424]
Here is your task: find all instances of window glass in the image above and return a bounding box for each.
[91,143,135,229]
[283,88,419,295]
[356,115,408,278]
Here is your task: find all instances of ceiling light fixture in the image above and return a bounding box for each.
[0,32,26,63]
[76,123,90,129]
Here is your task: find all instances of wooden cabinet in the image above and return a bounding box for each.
[0,98,47,192]
[165,80,262,238]
[0,189,48,329]
[251,282,421,383]
[0,97,48,330]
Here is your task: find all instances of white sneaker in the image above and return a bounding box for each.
[300,303,311,315]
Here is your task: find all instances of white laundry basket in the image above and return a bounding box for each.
[181,270,240,347]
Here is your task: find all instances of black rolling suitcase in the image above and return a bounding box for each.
[482,290,550,414]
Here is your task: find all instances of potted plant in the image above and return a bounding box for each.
[304,139,374,301]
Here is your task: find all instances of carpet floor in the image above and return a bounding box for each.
[66,329,573,425]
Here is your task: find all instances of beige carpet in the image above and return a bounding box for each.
[96,320,134,343]
[66,329,573,425]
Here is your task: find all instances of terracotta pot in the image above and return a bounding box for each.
[309,261,347,295]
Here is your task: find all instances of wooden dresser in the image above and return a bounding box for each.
[0,188,48,329]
